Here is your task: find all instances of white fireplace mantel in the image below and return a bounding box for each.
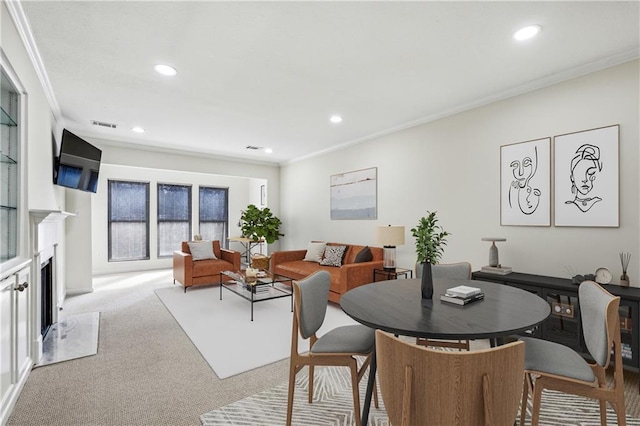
[29,209,76,225]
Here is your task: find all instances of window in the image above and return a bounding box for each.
[199,187,228,245]
[157,183,191,257]
[108,180,149,261]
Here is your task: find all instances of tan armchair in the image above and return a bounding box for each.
[173,240,241,292]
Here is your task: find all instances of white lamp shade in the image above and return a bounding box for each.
[377,225,405,247]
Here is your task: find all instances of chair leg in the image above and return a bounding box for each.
[350,360,362,426]
[308,365,314,403]
[286,363,298,426]
[519,373,529,426]
[599,400,607,426]
[531,378,543,426]
[611,399,627,426]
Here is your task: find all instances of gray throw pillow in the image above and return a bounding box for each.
[187,241,217,261]
[354,246,373,263]
[320,245,347,267]
[303,242,326,263]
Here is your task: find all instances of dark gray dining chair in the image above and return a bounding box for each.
[519,280,626,426]
[286,270,377,426]
[416,262,472,350]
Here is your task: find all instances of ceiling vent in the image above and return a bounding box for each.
[91,120,117,129]
[246,145,262,150]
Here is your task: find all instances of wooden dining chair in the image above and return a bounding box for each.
[416,261,472,350]
[286,270,377,426]
[376,329,525,425]
[519,280,626,426]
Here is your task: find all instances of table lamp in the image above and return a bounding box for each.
[377,225,405,271]
[481,237,512,274]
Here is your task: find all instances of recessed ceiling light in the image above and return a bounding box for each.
[513,25,542,41]
[154,64,177,76]
[330,115,343,124]
[132,126,145,133]
[264,148,273,154]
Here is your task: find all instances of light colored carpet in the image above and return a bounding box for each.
[36,312,100,367]
[155,284,358,379]
[201,364,640,426]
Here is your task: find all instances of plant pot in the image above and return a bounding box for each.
[421,262,433,299]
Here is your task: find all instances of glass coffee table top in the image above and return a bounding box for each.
[219,270,293,321]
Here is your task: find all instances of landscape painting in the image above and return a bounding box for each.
[330,167,377,220]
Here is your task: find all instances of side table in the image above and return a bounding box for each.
[373,267,413,282]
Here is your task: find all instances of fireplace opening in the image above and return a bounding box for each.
[41,259,53,337]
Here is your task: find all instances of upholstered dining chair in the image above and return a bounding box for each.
[416,261,472,350]
[286,270,377,426]
[376,329,525,425]
[519,280,626,426]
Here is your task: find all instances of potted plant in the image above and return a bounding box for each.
[410,211,450,299]
[239,204,284,245]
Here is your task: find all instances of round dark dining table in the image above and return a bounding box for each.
[340,278,551,426]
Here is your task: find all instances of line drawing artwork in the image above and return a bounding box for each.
[500,137,550,226]
[564,144,602,213]
[508,146,541,215]
[553,124,619,227]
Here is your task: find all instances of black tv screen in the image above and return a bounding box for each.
[54,129,101,193]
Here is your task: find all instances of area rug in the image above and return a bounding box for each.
[36,312,100,367]
[155,284,357,379]
[201,365,640,426]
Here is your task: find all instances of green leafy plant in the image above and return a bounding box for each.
[239,204,284,244]
[410,211,450,264]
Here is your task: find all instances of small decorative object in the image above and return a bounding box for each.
[480,238,512,275]
[620,252,631,287]
[594,267,612,285]
[410,211,450,299]
[376,225,405,271]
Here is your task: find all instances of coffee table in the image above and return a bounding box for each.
[219,270,293,321]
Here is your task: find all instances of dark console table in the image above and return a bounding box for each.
[473,270,640,392]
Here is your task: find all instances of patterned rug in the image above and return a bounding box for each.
[201,364,640,426]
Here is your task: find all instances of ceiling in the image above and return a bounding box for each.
[18,1,640,165]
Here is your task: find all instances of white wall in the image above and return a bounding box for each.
[280,60,640,285]
[84,142,280,275]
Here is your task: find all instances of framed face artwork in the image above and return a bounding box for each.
[554,125,619,227]
[500,137,551,226]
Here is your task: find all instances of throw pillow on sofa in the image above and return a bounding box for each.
[303,242,326,263]
[187,241,217,260]
[354,246,373,263]
[320,245,347,267]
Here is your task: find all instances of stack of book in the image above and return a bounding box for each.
[440,285,485,305]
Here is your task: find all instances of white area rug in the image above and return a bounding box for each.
[155,284,357,379]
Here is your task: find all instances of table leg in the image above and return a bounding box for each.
[219,273,223,300]
[361,346,377,426]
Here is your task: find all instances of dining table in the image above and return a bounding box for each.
[340,277,551,426]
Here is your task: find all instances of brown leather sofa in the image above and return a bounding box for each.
[270,243,383,303]
[173,240,241,292]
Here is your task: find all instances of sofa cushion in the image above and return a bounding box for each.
[182,240,222,259]
[303,242,326,263]
[320,245,347,267]
[354,246,373,263]
[188,241,217,260]
[192,259,234,278]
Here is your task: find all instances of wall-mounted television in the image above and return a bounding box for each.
[54,129,102,193]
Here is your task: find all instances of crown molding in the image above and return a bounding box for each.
[5,0,63,124]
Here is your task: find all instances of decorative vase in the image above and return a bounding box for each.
[621,273,630,287]
[421,262,433,299]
